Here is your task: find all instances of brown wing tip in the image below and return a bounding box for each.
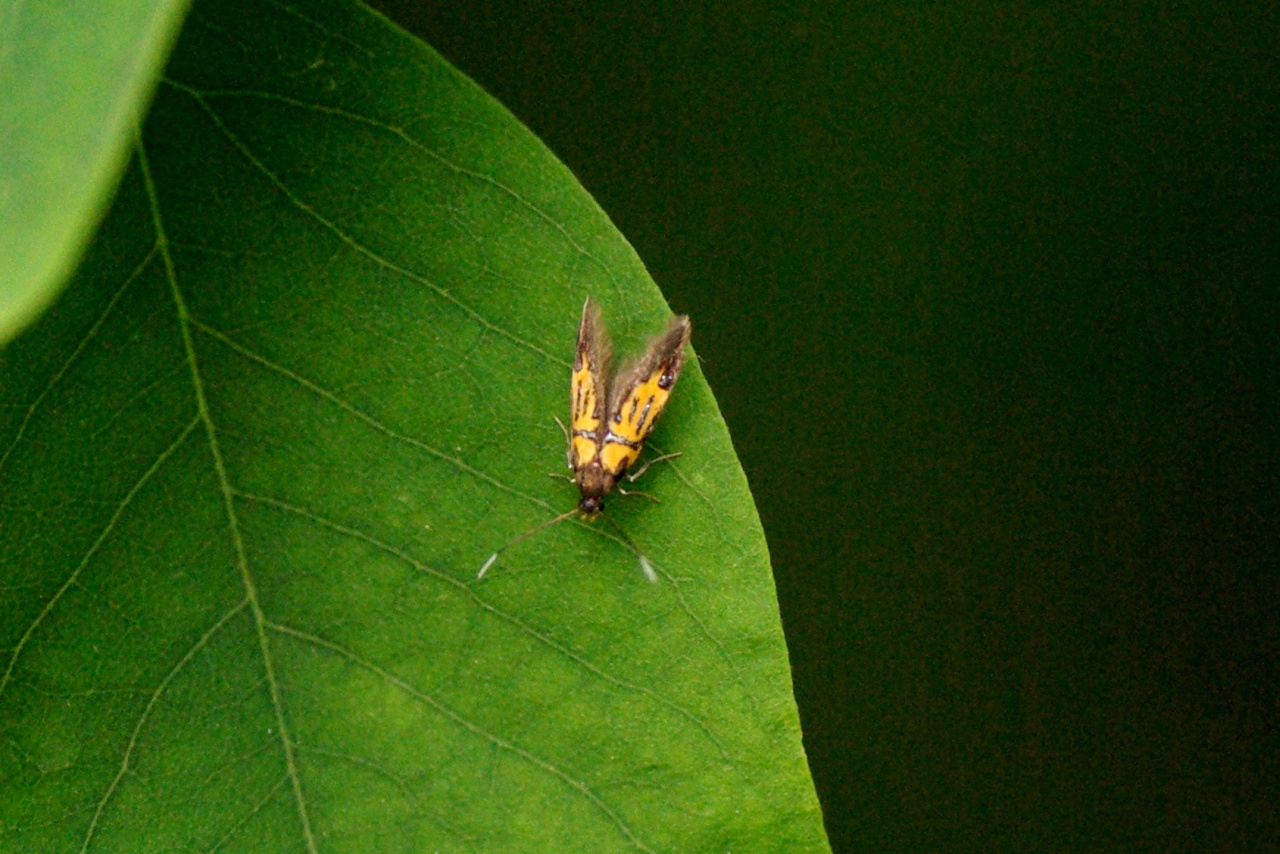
[670,313,691,344]
[657,313,692,358]
[578,297,611,368]
[580,296,603,332]
[601,308,693,412]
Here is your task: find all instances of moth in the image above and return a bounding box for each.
[569,297,691,514]
[479,297,692,581]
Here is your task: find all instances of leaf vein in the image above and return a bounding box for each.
[162,77,566,368]
[295,745,481,851]
[189,318,557,511]
[172,83,620,295]
[0,245,159,476]
[266,619,657,853]
[262,0,377,59]
[79,599,249,852]
[135,133,318,854]
[235,488,730,758]
[204,774,292,854]
[0,415,201,703]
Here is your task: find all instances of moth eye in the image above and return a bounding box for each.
[659,370,676,389]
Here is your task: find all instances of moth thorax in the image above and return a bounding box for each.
[576,462,615,515]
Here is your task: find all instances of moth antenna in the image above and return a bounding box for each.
[601,514,660,583]
[477,508,578,579]
[553,415,573,470]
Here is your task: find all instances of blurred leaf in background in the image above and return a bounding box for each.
[0,0,191,344]
[0,0,827,849]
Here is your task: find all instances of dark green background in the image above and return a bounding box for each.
[372,2,1277,849]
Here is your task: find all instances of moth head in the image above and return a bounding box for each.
[576,463,614,516]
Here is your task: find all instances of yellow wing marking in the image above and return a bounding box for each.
[570,298,610,469]
[599,371,671,474]
[599,314,691,477]
[570,360,601,467]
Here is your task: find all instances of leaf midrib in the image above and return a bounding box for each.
[136,130,320,852]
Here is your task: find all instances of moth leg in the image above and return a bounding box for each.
[616,485,660,503]
[626,451,683,483]
[553,415,573,469]
[547,472,574,483]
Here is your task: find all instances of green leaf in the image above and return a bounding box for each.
[0,0,192,344]
[0,0,828,850]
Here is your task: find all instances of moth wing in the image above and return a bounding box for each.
[569,297,612,469]
[599,314,691,476]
